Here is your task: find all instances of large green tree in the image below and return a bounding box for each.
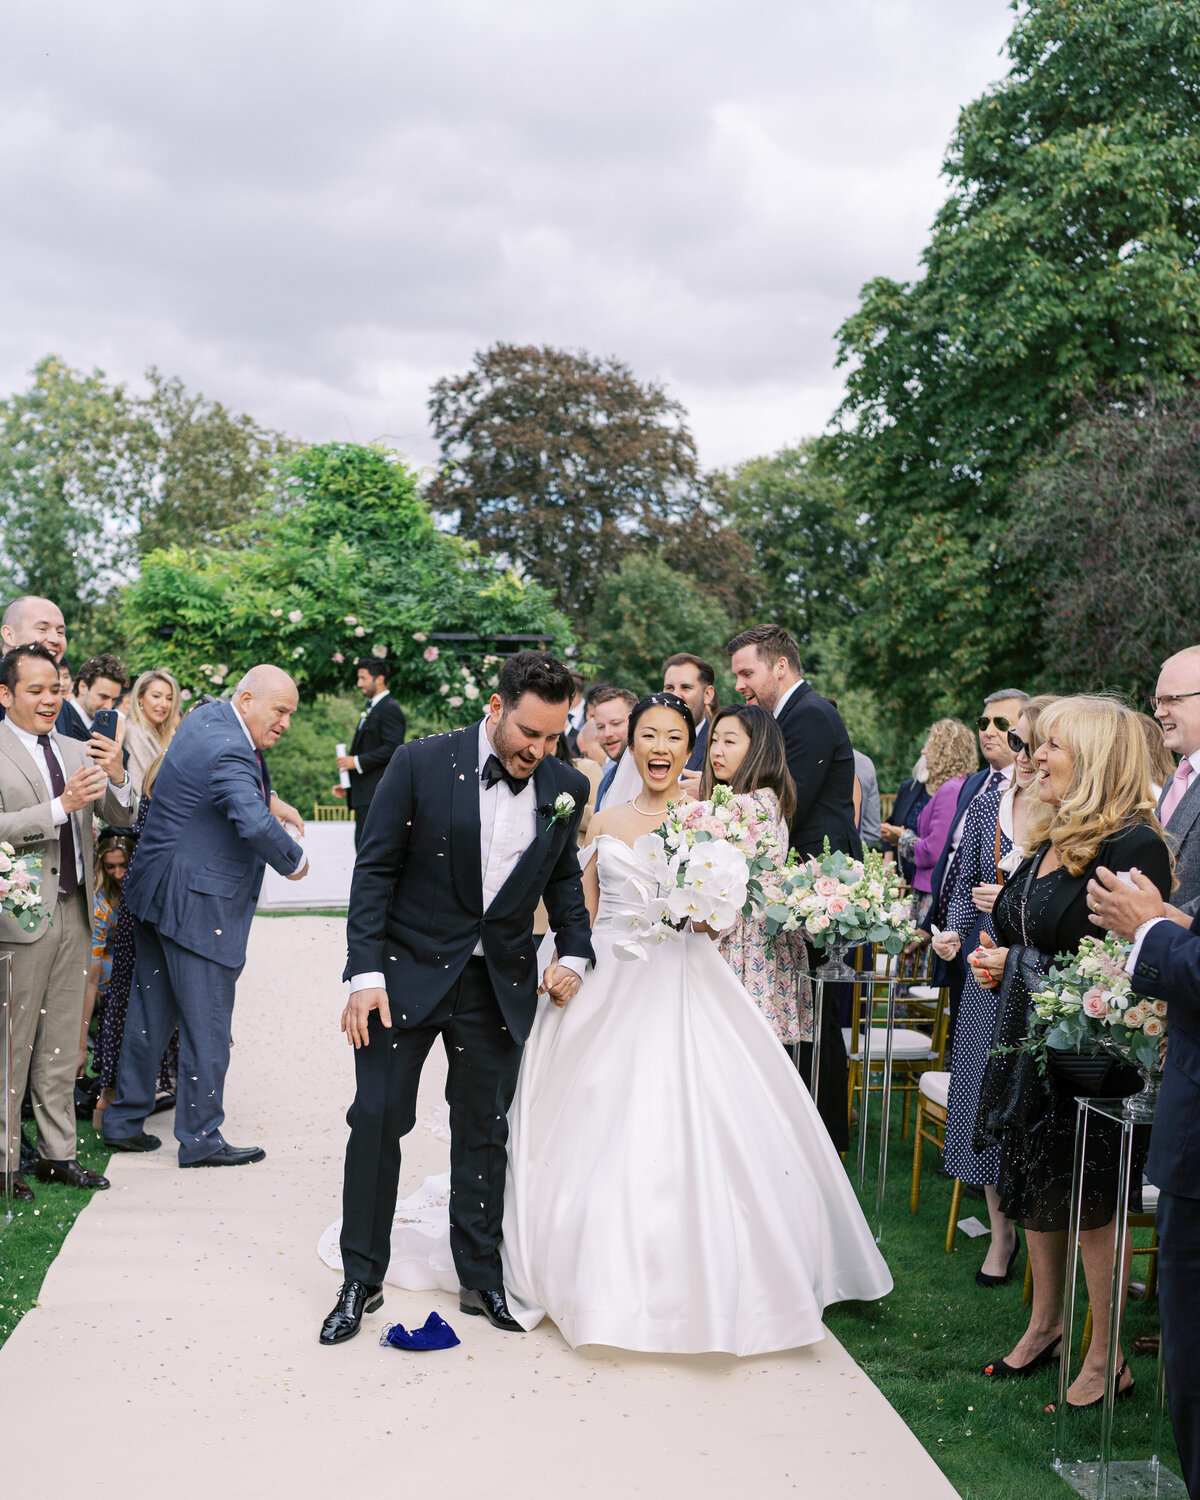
[829,0,1200,738]
[428,343,749,623]
[120,442,573,721]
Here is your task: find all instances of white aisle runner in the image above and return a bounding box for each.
[0,916,957,1499]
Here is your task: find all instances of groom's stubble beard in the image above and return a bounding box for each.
[491,709,541,781]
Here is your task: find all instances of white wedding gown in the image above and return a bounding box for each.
[319,835,892,1355]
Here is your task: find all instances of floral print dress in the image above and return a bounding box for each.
[716,788,811,1045]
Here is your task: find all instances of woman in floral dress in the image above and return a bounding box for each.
[701,704,811,1045]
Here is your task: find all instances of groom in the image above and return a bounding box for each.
[321,651,594,1344]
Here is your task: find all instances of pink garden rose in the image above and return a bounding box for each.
[815,875,840,897]
[1144,1016,1166,1038]
[1122,1006,1146,1029]
[1082,988,1109,1020]
[423,645,440,663]
[826,895,849,916]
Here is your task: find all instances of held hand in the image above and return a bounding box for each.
[270,793,305,837]
[341,986,391,1048]
[285,858,309,882]
[880,821,904,845]
[86,732,125,785]
[61,762,110,812]
[972,882,1002,914]
[539,963,581,1009]
[931,930,961,961]
[677,769,702,799]
[331,785,347,800]
[968,930,1008,989]
[1087,866,1164,940]
[335,754,356,771]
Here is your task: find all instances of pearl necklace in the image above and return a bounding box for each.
[632,795,672,817]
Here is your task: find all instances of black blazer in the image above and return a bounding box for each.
[343,725,595,1043]
[1132,911,1200,1200]
[56,700,91,742]
[776,682,862,860]
[347,694,407,813]
[685,718,710,774]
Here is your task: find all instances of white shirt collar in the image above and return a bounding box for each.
[232,702,258,754]
[6,718,53,753]
[369,689,389,709]
[1185,749,1200,776]
[70,697,94,729]
[772,678,806,720]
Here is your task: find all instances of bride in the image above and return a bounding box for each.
[320,692,891,1355]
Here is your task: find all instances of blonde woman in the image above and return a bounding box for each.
[123,669,181,796]
[970,697,1171,1408]
[881,719,978,927]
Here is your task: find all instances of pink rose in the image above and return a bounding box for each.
[331,652,345,663]
[815,875,840,897]
[826,896,849,916]
[1151,999,1168,1018]
[1082,989,1109,1020]
[423,645,440,663]
[1143,1016,1165,1038]
[0,878,9,897]
[684,804,707,828]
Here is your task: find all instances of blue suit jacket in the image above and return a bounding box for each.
[122,699,304,969]
[919,767,989,985]
[1131,914,1200,1200]
[685,718,709,774]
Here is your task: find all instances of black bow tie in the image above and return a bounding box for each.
[482,752,527,795]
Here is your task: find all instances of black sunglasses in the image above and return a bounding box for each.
[976,715,1011,732]
[1006,728,1029,757]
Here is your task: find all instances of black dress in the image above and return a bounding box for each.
[990,822,1172,1233]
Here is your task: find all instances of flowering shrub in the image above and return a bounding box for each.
[119,442,574,726]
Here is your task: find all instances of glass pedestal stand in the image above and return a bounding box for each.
[2,954,13,1220]
[1052,1095,1185,1498]
[809,946,904,1243]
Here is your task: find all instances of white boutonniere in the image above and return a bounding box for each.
[539,792,576,827]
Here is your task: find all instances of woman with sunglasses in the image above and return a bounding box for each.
[931,696,1058,1285]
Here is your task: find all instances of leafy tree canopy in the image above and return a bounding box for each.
[829,0,1200,739]
[428,343,707,623]
[120,441,574,722]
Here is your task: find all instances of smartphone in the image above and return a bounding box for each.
[92,709,119,741]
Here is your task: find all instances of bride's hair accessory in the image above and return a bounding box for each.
[379,1312,460,1350]
[628,692,696,751]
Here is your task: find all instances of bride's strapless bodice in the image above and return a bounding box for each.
[593,836,660,932]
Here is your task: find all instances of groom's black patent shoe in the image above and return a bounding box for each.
[459,1286,523,1332]
[319,1280,384,1345]
[180,1143,266,1167]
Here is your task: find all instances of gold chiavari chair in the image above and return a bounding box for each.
[910,1069,962,1253]
[313,802,355,822]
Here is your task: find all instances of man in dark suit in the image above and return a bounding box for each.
[727,623,860,1148]
[663,652,717,794]
[322,651,593,1346]
[103,665,308,1165]
[1153,646,1200,906]
[333,658,407,849]
[56,653,127,743]
[1087,866,1200,1499]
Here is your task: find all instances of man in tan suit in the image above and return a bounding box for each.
[1,643,133,1200]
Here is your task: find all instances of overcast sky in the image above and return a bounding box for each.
[1,1,1014,474]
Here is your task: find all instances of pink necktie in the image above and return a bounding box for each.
[1160,758,1194,825]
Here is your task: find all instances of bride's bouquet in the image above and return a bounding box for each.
[614,785,787,961]
[0,842,44,933]
[765,840,914,957]
[1021,933,1165,1074]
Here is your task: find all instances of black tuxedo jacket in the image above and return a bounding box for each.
[1132,911,1200,1200]
[343,725,595,1042]
[776,682,862,860]
[56,700,91,742]
[347,694,407,813]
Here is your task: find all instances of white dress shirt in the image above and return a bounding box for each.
[6,719,132,886]
[771,678,806,721]
[69,698,94,731]
[352,689,390,773]
[947,763,1014,862]
[350,718,586,995]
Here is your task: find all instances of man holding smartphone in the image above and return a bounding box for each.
[56,653,128,743]
[0,643,134,1200]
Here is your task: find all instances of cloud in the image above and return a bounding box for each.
[0,0,1014,469]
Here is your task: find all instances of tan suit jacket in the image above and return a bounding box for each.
[0,720,131,944]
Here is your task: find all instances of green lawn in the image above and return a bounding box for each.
[826,1107,1179,1499]
[0,1119,112,1350]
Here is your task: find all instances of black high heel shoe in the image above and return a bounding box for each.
[1045,1360,1135,1413]
[976,1233,1021,1288]
[983,1333,1062,1378]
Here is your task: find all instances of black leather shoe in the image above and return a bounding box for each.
[106,1132,162,1153]
[319,1280,383,1345]
[459,1286,523,1332]
[3,1172,34,1202]
[34,1158,110,1190]
[181,1143,266,1167]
